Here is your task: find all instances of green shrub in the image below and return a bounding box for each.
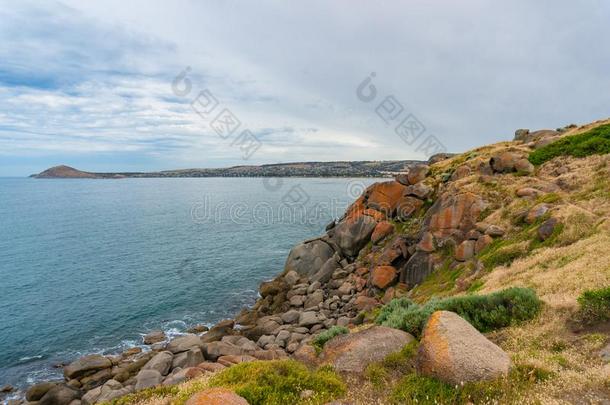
[208,360,346,405]
[375,297,415,324]
[390,374,457,404]
[377,287,542,337]
[577,286,610,323]
[529,123,610,165]
[311,326,349,351]
[390,364,553,404]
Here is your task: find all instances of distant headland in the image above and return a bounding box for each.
[30,159,448,179]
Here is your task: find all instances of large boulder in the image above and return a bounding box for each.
[64,354,112,380]
[299,311,326,327]
[172,347,204,369]
[142,351,173,375]
[309,255,341,284]
[417,311,511,385]
[135,369,163,390]
[318,326,415,373]
[201,320,235,343]
[38,385,80,405]
[26,382,57,402]
[185,388,249,405]
[166,334,203,353]
[143,330,166,345]
[205,341,247,361]
[490,152,534,174]
[284,240,335,277]
[331,215,377,257]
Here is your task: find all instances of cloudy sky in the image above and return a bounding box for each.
[1,0,609,176]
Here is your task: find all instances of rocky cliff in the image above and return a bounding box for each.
[11,119,610,405]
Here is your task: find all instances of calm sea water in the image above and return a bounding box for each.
[0,177,377,392]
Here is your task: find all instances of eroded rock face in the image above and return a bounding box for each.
[319,326,415,373]
[400,251,432,286]
[426,192,486,238]
[371,266,397,289]
[371,221,394,244]
[284,240,335,277]
[417,311,510,385]
[331,215,376,257]
[366,181,407,215]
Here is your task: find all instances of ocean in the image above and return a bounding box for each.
[0,177,377,392]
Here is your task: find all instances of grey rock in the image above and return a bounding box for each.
[135,369,163,391]
[205,341,245,361]
[39,385,79,405]
[283,270,300,286]
[166,334,202,354]
[81,387,101,405]
[331,215,377,257]
[142,351,173,376]
[281,310,301,324]
[514,128,530,141]
[257,335,275,348]
[538,217,559,241]
[289,295,305,307]
[143,330,166,345]
[26,382,57,402]
[400,251,432,286]
[309,255,341,284]
[171,347,203,370]
[336,317,350,327]
[64,355,112,380]
[299,312,327,327]
[304,290,325,310]
[284,240,335,277]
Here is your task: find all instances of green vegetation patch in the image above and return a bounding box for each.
[376,287,542,337]
[390,364,553,405]
[208,360,346,405]
[528,123,610,165]
[311,326,349,352]
[577,286,610,324]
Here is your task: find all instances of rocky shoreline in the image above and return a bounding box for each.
[5,127,582,405]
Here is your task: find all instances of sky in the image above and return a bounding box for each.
[1,0,609,176]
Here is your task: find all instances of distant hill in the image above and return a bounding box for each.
[30,160,429,179]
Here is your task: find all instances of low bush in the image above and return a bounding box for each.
[208,360,346,405]
[529,123,610,165]
[377,287,542,337]
[390,364,553,404]
[311,326,349,351]
[577,286,610,324]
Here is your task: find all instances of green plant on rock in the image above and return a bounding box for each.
[577,286,610,324]
[376,287,542,337]
[311,326,349,352]
[528,123,610,165]
[207,360,346,405]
